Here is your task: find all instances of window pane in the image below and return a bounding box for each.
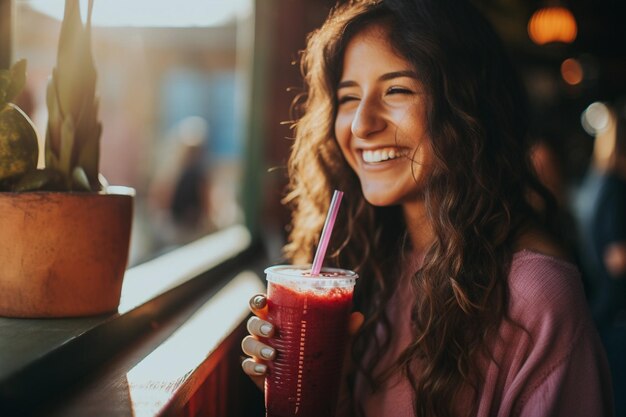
[13,1,251,265]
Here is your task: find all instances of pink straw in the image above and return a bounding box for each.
[311,190,344,275]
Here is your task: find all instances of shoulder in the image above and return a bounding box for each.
[508,227,586,318]
[507,249,586,323]
[495,233,611,415]
[502,252,613,416]
[513,227,570,262]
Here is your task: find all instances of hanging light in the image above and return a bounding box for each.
[528,5,577,45]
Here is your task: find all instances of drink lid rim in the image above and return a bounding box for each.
[264,265,358,282]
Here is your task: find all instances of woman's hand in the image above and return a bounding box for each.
[241,294,275,390]
[241,293,365,392]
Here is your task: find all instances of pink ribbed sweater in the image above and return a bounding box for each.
[353,250,614,417]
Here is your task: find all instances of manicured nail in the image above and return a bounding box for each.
[254,364,267,374]
[252,295,266,309]
[260,323,272,336]
[261,347,274,359]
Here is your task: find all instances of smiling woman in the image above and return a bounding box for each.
[335,23,432,208]
[242,1,615,416]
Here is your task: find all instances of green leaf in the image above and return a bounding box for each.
[45,124,61,171]
[13,168,62,192]
[77,119,100,185]
[6,59,27,104]
[0,59,27,107]
[59,114,75,178]
[55,0,97,120]
[43,0,100,192]
[0,71,11,107]
[98,173,109,190]
[72,166,90,190]
[45,73,62,161]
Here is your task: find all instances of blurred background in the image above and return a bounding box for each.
[4,0,624,264]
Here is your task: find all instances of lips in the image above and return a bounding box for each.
[361,146,408,163]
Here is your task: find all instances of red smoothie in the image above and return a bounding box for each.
[264,267,356,417]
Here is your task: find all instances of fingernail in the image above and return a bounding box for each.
[252,295,266,309]
[254,364,267,374]
[260,323,272,336]
[261,347,274,359]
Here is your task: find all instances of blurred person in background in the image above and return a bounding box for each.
[529,138,566,209]
[528,132,587,290]
[148,116,215,251]
[573,101,626,417]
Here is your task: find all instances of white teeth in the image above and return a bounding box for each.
[362,147,405,163]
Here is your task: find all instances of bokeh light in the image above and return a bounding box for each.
[561,58,583,86]
[528,6,577,45]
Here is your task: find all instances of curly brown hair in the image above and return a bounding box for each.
[283,1,557,416]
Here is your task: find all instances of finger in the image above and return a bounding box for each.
[349,311,364,335]
[249,294,269,319]
[241,357,268,376]
[241,335,276,360]
[247,316,274,337]
[250,293,266,310]
[241,358,266,391]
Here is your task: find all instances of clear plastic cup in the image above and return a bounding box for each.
[264,265,358,417]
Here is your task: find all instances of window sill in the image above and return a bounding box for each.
[0,225,266,416]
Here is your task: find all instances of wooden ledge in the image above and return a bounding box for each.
[0,225,265,416]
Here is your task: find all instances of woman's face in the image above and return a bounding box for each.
[335,23,433,207]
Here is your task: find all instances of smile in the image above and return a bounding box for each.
[361,147,408,163]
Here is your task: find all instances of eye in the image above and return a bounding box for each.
[337,95,359,105]
[386,86,413,95]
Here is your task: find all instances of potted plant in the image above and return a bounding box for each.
[0,0,134,318]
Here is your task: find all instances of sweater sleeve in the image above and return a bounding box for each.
[516,320,613,417]
[502,252,614,417]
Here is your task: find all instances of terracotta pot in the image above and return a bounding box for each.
[0,187,134,318]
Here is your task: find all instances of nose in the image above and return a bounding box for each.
[351,96,386,139]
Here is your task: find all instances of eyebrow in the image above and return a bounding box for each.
[337,70,419,89]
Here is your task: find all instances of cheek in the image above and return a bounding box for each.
[334,115,353,157]
[411,139,436,183]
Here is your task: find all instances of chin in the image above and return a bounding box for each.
[360,183,424,207]
[361,189,400,207]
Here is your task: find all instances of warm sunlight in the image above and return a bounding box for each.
[119,226,252,313]
[125,271,265,417]
[24,0,252,27]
